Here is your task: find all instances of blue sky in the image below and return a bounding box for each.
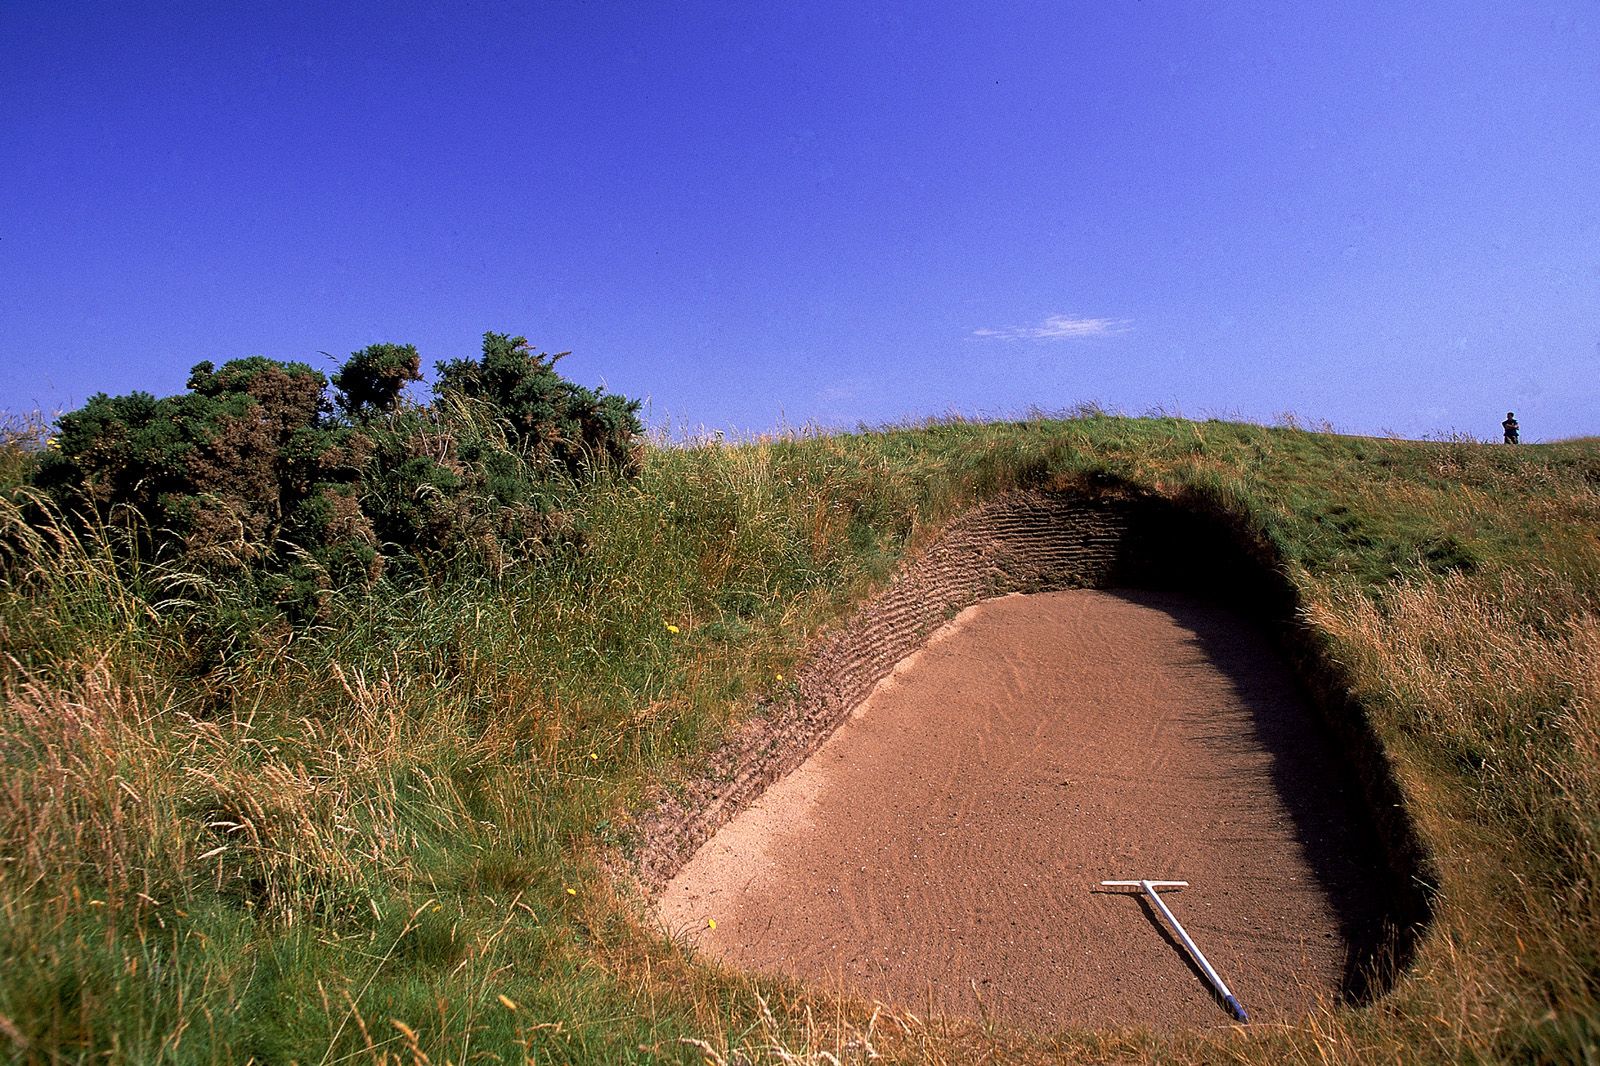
[3,1,1596,440]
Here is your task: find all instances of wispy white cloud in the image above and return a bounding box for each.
[972,314,1133,341]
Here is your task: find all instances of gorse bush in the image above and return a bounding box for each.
[16,332,642,618]
[25,356,372,618]
[435,332,643,473]
[330,341,423,419]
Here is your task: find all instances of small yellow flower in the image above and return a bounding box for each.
[775,673,784,682]
[665,623,680,634]
[707,918,717,930]
[565,887,577,896]
[588,752,598,761]
[498,994,519,1011]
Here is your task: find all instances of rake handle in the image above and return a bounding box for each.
[1101,878,1250,1024]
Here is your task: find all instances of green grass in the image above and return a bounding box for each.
[2,414,1597,1063]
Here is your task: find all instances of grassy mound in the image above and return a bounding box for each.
[1,413,1596,1063]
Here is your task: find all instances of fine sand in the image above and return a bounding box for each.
[657,589,1388,1030]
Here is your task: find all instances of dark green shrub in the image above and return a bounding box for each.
[18,333,642,617]
[435,332,642,474]
[331,343,423,420]
[31,357,375,615]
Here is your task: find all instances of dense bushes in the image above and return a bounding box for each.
[330,341,422,419]
[435,332,642,473]
[17,332,642,616]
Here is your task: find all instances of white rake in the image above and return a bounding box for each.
[1099,879,1249,1023]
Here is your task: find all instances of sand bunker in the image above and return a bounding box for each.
[658,588,1392,1029]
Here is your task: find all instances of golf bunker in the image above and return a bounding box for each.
[635,486,1432,1030]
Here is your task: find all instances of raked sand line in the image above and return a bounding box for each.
[658,588,1388,1030]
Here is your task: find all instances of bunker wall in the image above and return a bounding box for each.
[630,486,1433,994]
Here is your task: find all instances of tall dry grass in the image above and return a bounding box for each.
[1307,571,1600,1044]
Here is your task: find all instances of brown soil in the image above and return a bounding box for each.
[656,589,1390,1031]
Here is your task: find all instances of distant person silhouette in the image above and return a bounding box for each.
[1502,412,1519,445]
